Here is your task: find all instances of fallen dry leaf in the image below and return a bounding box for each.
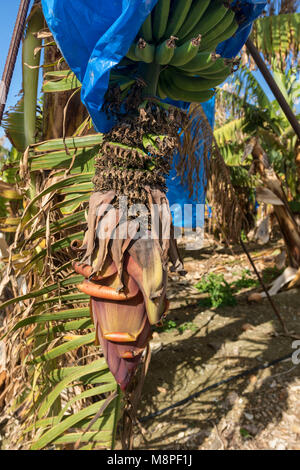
[248,293,263,302]
[288,268,300,289]
[291,423,300,435]
[242,323,255,331]
[0,370,7,389]
[249,375,257,385]
[157,386,167,394]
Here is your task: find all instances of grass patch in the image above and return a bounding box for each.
[196,270,259,309]
[154,320,177,333]
[231,269,259,292]
[155,320,198,335]
[195,273,237,308]
[177,322,198,334]
[261,266,284,284]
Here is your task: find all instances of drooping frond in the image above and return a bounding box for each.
[2,98,26,152]
[0,134,126,450]
[250,13,300,70]
[214,118,245,148]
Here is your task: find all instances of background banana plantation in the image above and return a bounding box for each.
[0,0,300,451]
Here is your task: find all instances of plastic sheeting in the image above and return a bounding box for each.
[166,97,215,228]
[217,0,267,58]
[41,0,266,133]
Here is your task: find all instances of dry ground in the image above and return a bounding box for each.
[133,237,300,450]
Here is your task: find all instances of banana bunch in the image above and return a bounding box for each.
[122,0,240,103]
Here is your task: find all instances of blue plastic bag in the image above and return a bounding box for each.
[41,0,158,132]
[41,0,266,133]
[217,0,266,57]
[166,97,215,228]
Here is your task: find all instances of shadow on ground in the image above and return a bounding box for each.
[133,241,300,450]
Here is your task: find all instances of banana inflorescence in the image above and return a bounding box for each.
[122,0,241,103]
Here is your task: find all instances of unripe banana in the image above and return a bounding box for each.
[126,43,139,61]
[164,69,229,92]
[198,68,232,80]
[163,78,215,103]
[200,16,239,52]
[109,72,135,90]
[140,13,153,43]
[180,1,229,44]
[169,35,201,67]
[119,78,135,91]
[197,57,229,75]
[135,38,155,63]
[163,0,193,39]
[158,70,169,97]
[152,0,171,41]
[176,0,211,40]
[155,36,177,65]
[199,9,235,50]
[179,52,218,73]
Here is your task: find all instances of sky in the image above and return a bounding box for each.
[0,1,295,145]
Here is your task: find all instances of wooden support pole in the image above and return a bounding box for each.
[0,0,31,126]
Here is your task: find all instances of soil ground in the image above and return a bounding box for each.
[133,236,300,450]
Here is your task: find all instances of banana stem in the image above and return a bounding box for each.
[139,62,161,97]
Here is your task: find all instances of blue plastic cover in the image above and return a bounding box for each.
[217,0,266,58]
[41,0,266,227]
[41,0,158,133]
[166,97,215,228]
[41,0,266,133]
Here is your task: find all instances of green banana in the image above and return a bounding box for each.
[135,38,155,63]
[180,1,229,44]
[163,0,193,39]
[158,69,169,95]
[199,9,235,49]
[152,0,171,41]
[109,73,135,91]
[140,13,153,43]
[196,57,229,75]
[164,69,229,92]
[119,78,136,91]
[197,67,232,80]
[176,0,211,40]
[169,35,201,67]
[200,16,239,52]
[126,43,139,61]
[161,77,215,103]
[155,36,177,65]
[178,52,217,73]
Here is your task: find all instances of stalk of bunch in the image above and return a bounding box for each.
[74,0,241,391]
[73,99,186,391]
